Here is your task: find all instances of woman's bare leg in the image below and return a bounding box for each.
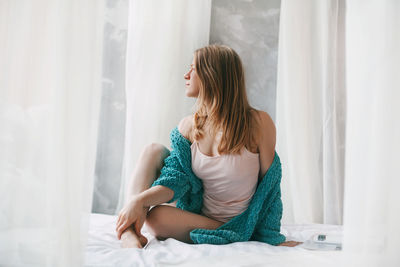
[145,206,303,246]
[145,205,224,244]
[120,143,170,248]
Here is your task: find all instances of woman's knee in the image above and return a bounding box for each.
[141,143,170,168]
[142,143,165,156]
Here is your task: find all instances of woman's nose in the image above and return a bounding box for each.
[184,71,190,80]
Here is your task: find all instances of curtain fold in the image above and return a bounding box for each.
[276,0,346,224]
[0,1,104,266]
[343,1,400,266]
[116,0,211,211]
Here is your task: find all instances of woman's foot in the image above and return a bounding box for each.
[120,227,148,248]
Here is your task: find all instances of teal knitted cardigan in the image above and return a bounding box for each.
[151,127,286,245]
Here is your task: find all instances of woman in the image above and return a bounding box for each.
[116,45,300,248]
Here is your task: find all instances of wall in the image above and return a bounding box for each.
[210,0,280,120]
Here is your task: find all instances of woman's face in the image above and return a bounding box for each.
[184,58,200,98]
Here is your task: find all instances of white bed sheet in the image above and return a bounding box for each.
[85,213,342,267]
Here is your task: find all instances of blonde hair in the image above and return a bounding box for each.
[193,44,258,155]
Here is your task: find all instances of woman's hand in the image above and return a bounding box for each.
[116,195,149,240]
[116,186,174,240]
[277,241,303,247]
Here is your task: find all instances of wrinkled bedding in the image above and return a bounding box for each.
[85,213,342,267]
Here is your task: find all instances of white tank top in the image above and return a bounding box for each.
[190,138,260,223]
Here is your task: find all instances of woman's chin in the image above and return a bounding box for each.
[185,90,198,98]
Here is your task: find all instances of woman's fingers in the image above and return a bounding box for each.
[278,241,303,247]
[116,216,121,230]
[116,215,128,233]
[117,218,136,240]
[117,222,128,240]
[118,222,130,239]
[116,216,123,231]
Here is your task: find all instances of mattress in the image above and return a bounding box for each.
[85,213,342,267]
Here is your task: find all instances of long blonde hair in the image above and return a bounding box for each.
[193,44,258,155]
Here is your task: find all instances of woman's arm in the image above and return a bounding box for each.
[255,110,276,180]
[138,185,174,208]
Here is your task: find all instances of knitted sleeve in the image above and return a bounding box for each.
[251,187,286,245]
[151,148,190,204]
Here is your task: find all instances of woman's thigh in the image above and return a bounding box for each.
[145,205,224,244]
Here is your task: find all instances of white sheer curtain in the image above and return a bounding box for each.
[343,1,400,266]
[278,0,399,265]
[276,0,346,224]
[116,0,211,210]
[0,1,104,266]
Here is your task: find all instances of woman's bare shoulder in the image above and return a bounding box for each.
[178,115,194,142]
[251,109,276,138]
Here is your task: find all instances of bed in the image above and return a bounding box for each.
[85,213,342,267]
